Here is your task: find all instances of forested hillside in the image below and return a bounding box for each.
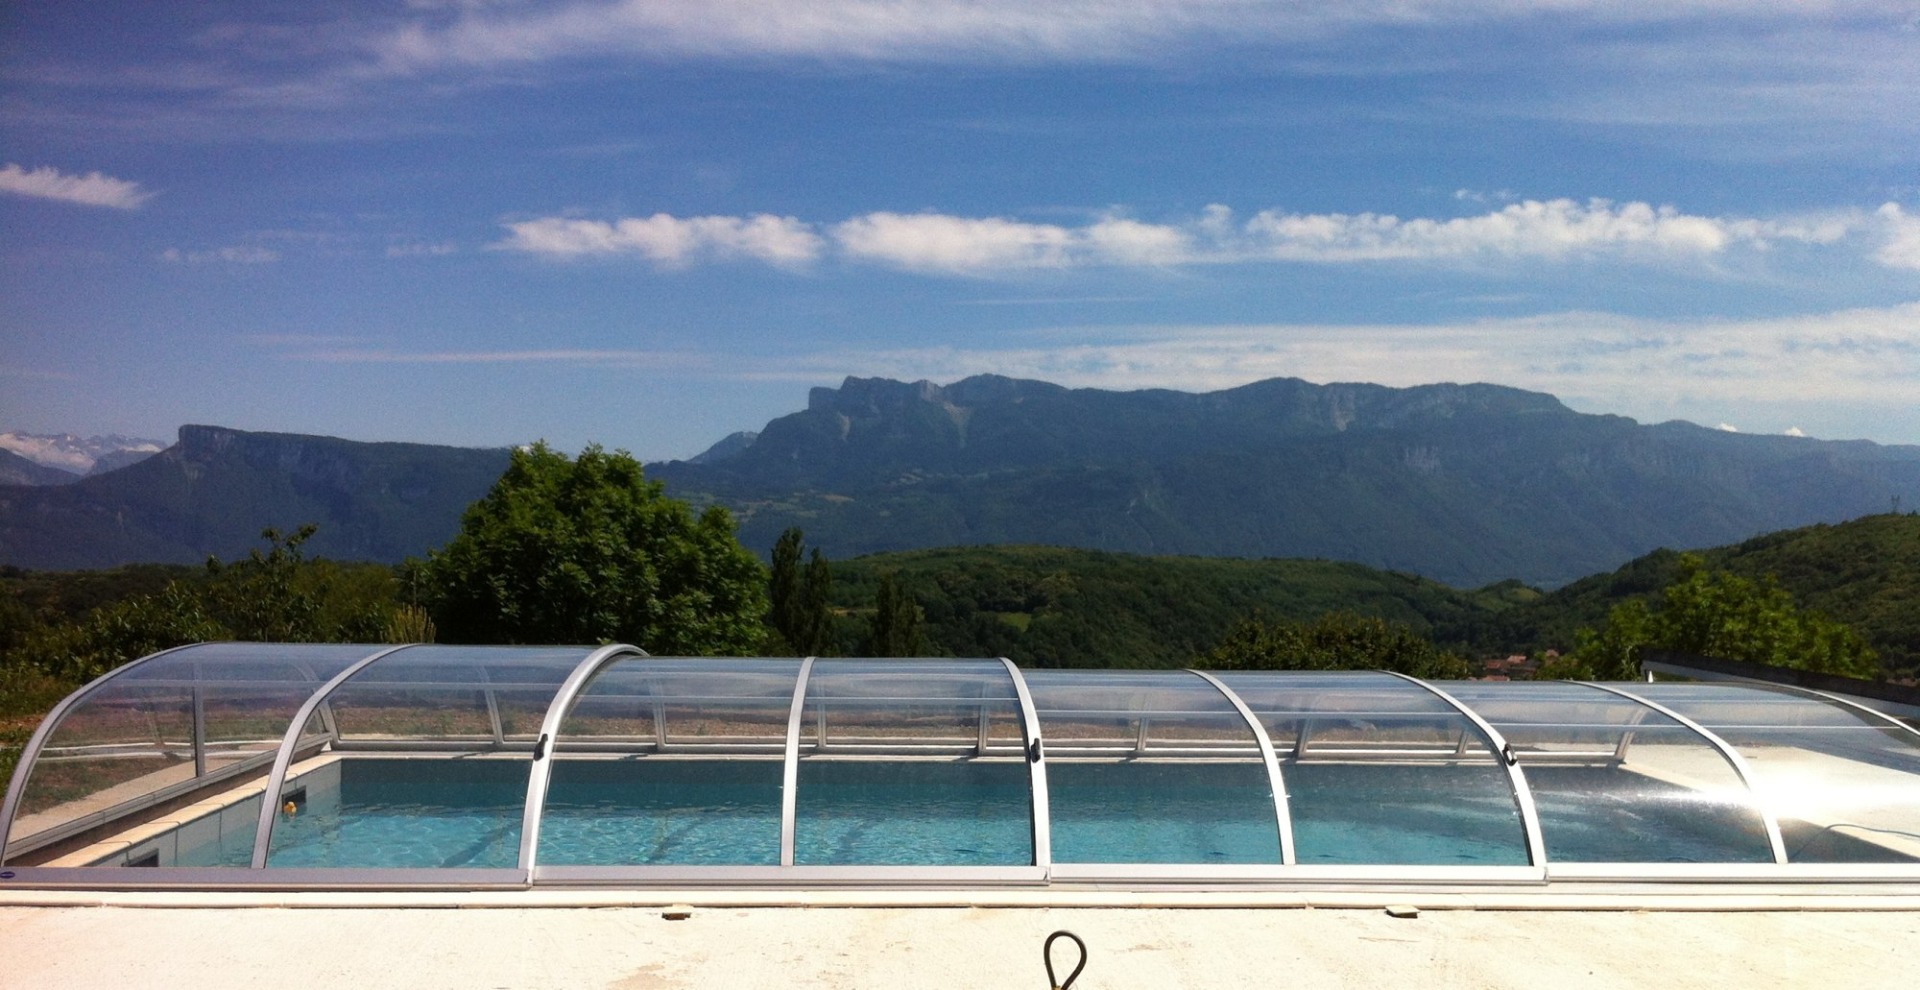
[819,545,1533,668]
[656,375,1920,588]
[1477,513,1920,674]
[0,425,508,569]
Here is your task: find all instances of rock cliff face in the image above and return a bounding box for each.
[0,426,510,569]
[652,375,1920,588]
[5,376,1919,586]
[0,449,80,487]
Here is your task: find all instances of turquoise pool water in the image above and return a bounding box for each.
[252,756,1781,870]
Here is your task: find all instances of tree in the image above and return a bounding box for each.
[1198,611,1472,679]
[863,571,924,657]
[1546,554,1879,680]
[799,548,835,654]
[769,528,805,648]
[422,442,768,654]
[767,529,836,655]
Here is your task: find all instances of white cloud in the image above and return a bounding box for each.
[833,212,1077,272]
[268,301,1920,441]
[160,245,281,264]
[366,1,1917,70]
[386,241,459,257]
[1239,199,1754,261]
[493,198,1912,275]
[496,213,822,266]
[735,303,1920,438]
[1874,202,1920,271]
[0,163,151,209]
[1717,423,1739,432]
[283,347,715,370]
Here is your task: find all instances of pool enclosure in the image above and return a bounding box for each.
[4,642,1920,889]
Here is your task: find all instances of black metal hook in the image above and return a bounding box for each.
[1044,930,1087,990]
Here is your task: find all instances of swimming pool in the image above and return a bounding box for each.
[5,645,1918,888]
[235,755,1763,870]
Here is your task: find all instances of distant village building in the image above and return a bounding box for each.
[1480,651,1552,680]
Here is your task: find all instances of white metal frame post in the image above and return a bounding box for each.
[1189,669,1296,865]
[1000,658,1052,871]
[1381,671,1549,871]
[248,644,420,868]
[779,657,818,867]
[0,643,204,866]
[515,644,647,870]
[1580,680,1790,865]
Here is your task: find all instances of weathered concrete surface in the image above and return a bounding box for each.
[0,904,1914,989]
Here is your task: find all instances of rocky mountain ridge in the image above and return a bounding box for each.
[655,375,1920,587]
[4,376,1918,586]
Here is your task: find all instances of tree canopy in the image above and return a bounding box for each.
[1545,553,1879,680]
[1198,611,1472,679]
[422,442,767,654]
[768,528,835,655]
[863,571,925,657]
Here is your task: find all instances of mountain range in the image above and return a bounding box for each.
[0,432,166,483]
[0,425,509,569]
[654,376,1920,587]
[4,375,1918,586]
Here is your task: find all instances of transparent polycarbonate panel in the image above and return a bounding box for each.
[794,660,1031,865]
[1213,671,1526,866]
[801,659,1024,755]
[1632,682,1920,864]
[1027,669,1277,864]
[556,657,801,753]
[1440,681,1773,863]
[322,646,585,745]
[4,643,372,865]
[539,658,800,865]
[265,645,595,868]
[198,655,344,771]
[1212,671,1493,758]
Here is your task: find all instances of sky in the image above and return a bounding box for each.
[2,0,1918,460]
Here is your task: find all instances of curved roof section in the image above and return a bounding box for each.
[4,644,1920,888]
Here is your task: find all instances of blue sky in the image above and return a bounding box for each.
[3,1,1918,459]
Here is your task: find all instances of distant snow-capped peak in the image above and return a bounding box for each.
[0,431,167,474]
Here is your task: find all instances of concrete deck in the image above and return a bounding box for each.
[1,894,1914,989]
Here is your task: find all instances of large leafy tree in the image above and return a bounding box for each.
[423,442,768,654]
[1546,554,1879,680]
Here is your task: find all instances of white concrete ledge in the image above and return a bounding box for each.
[6,886,1920,912]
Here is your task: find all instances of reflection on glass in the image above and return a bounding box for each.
[264,645,591,869]
[1214,671,1528,866]
[1442,681,1773,863]
[1029,670,1278,864]
[540,657,799,866]
[1631,682,1920,864]
[793,660,1031,866]
[5,643,375,868]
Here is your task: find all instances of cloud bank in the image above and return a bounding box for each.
[161,245,281,264]
[0,163,151,210]
[497,198,1897,274]
[369,1,1919,70]
[276,301,1920,441]
[1876,203,1920,271]
[497,213,822,266]
[766,303,1920,439]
